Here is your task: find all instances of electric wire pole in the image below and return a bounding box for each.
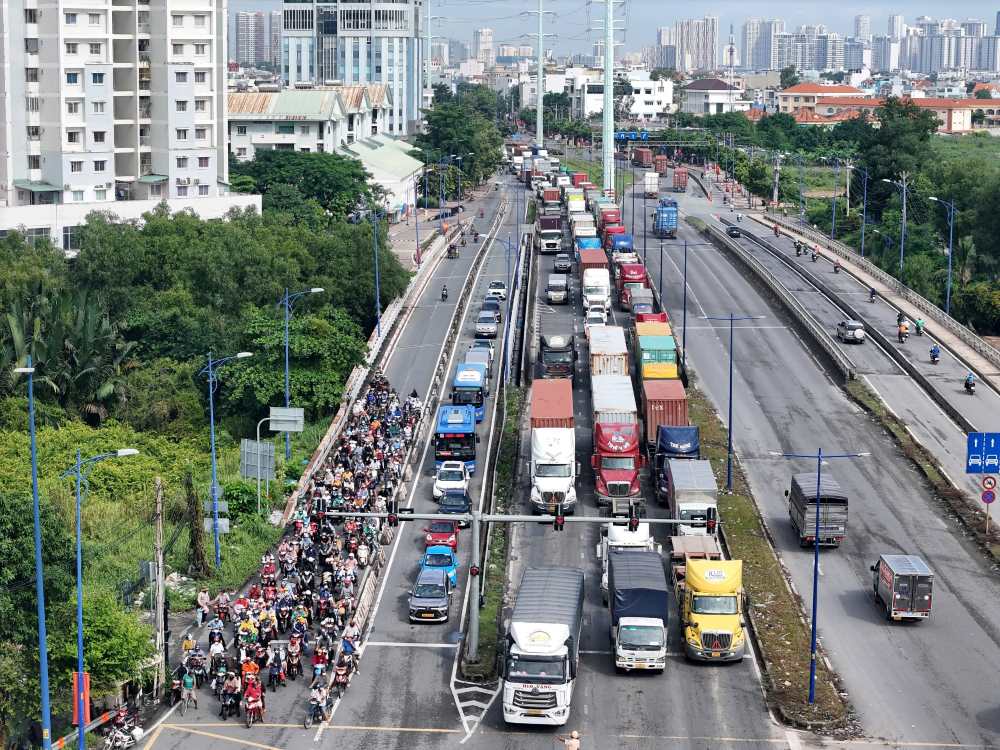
[523,0,554,147]
[595,0,622,191]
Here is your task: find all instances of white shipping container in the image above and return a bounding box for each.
[589,326,630,377]
[591,374,638,425]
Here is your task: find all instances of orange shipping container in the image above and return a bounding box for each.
[642,379,688,445]
[530,378,575,429]
[635,321,672,338]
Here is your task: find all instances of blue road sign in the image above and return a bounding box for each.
[967,432,1000,474]
[982,490,996,505]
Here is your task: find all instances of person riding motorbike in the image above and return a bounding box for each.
[833,259,842,273]
[930,344,941,363]
[897,311,906,326]
[309,684,330,722]
[915,317,925,336]
[244,674,264,720]
[441,285,448,301]
[898,320,910,343]
[965,372,976,392]
[774,225,780,237]
[794,241,802,256]
[221,672,241,717]
[869,287,877,303]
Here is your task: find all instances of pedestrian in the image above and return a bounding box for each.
[556,730,581,749]
[196,587,213,627]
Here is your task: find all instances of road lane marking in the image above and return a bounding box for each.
[364,641,458,648]
[140,725,163,750]
[163,725,289,750]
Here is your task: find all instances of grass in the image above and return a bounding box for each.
[687,384,849,728]
[930,132,1000,172]
[562,156,636,192]
[462,387,524,681]
[526,199,537,225]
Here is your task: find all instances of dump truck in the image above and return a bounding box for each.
[608,550,669,673]
[786,473,848,547]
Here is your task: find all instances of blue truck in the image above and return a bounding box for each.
[610,233,635,254]
[653,199,678,239]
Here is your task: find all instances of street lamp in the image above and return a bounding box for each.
[857,166,870,259]
[882,176,909,273]
[370,206,384,337]
[702,313,765,492]
[830,158,840,240]
[769,448,869,704]
[929,196,956,316]
[14,358,53,750]
[61,448,139,750]
[278,287,324,460]
[199,351,253,568]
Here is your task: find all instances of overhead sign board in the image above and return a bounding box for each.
[614,130,650,141]
[966,432,1000,474]
[269,406,305,433]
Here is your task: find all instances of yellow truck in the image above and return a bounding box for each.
[670,536,746,662]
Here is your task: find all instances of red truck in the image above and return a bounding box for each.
[598,207,621,231]
[571,172,588,187]
[673,167,689,192]
[602,224,626,250]
[617,263,649,311]
[542,187,561,207]
[636,311,669,324]
[633,147,653,168]
[593,423,643,509]
[654,155,669,175]
[579,248,610,273]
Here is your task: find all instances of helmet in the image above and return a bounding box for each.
[570,731,579,738]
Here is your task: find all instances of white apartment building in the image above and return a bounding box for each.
[269,10,281,67]
[473,27,494,68]
[674,15,719,72]
[566,68,674,120]
[0,0,252,249]
[679,77,750,115]
[236,10,266,66]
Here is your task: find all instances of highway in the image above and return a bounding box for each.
[621,167,1000,747]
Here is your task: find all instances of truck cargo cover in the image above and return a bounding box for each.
[656,426,700,457]
[791,473,848,502]
[511,567,585,631]
[608,551,669,627]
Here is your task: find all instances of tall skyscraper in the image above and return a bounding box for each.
[0,0,228,212]
[888,14,905,39]
[449,39,471,64]
[473,28,495,68]
[280,0,423,134]
[674,15,719,72]
[854,14,871,41]
[657,27,675,47]
[742,19,761,69]
[996,11,1000,36]
[872,35,901,71]
[742,18,784,70]
[270,11,282,68]
[237,11,267,66]
[961,19,987,37]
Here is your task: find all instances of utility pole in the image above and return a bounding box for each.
[424,0,431,106]
[771,153,781,208]
[153,478,166,694]
[598,0,618,191]
[523,0,554,147]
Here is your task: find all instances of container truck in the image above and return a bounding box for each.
[502,567,585,725]
[589,327,630,377]
[633,147,653,168]
[529,379,577,514]
[512,155,524,175]
[598,207,621,231]
[641,379,688,448]
[672,167,689,193]
[644,172,659,198]
[580,251,611,309]
[608,550,669,672]
[575,237,602,255]
[592,375,642,509]
[670,537,746,662]
[535,215,563,254]
[538,332,577,381]
[636,335,678,379]
[636,311,669,324]
[617,263,649,311]
[629,289,656,316]
[571,172,588,187]
[602,224,626,251]
[663,458,718,535]
[654,154,669,175]
[654,426,700,501]
[596,522,661,599]
[785,473,848,547]
[870,555,933,621]
[542,187,561,209]
[579,248,609,274]
[610,233,634,254]
[654,199,678,239]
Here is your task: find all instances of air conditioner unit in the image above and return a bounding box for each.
[193,178,200,185]
[176,177,190,185]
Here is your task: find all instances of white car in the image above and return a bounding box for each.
[433,461,470,500]
[585,307,607,338]
[487,280,508,300]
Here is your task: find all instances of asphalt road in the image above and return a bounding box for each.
[622,171,1000,747]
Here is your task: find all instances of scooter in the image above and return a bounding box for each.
[219,692,240,720]
[441,288,448,302]
[966,380,976,395]
[332,664,351,699]
[930,350,940,365]
[811,252,818,262]
[869,291,877,303]
[357,541,370,568]
[833,263,841,274]
[898,330,909,344]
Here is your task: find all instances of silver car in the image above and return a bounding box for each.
[408,567,451,623]
[475,311,498,338]
[836,319,866,343]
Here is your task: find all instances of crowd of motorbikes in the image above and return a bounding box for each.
[167,373,419,730]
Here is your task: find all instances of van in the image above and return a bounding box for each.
[547,274,569,304]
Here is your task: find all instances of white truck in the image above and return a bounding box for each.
[529,379,578,514]
[596,522,662,601]
[502,567,585,726]
[644,171,659,198]
[581,267,611,310]
[663,458,718,535]
[608,550,670,673]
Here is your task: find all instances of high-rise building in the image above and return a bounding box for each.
[741,19,761,69]
[657,27,675,47]
[996,11,1000,36]
[0,0,229,219]
[888,14,905,39]
[962,19,988,37]
[674,15,719,72]
[854,14,871,41]
[280,0,423,134]
[430,41,449,68]
[473,28,495,68]
[814,33,845,69]
[844,38,870,69]
[872,35,901,71]
[270,11,282,68]
[237,11,267,67]
[449,39,471,64]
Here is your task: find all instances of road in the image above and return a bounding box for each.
[621,167,1000,747]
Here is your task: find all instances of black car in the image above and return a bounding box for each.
[726,226,742,238]
[438,490,472,526]
[553,253,573,273]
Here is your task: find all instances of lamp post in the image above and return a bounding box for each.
[882,174,909,273]
[61,448,139,750]
[858,166,869,259]
[769,448,869,703]
[830,159,840,240]
[278,287,324,460]
[642,177,648,263]
[929,196,956,316]
[14,357,53,750]
[702,313,765,492]
[371,206,383,337]
[796,155,806,223]
[199,351,253,568]
[414,171,423,267]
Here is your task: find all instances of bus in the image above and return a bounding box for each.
[451,363,488,422]
[434,405,478,472]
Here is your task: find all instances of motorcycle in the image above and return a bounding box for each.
[833,263,841,274]
[168,677,183,707]
[304,699,326,729]
[212,666,228,699]
[795,245,802,257]
[332,663,351,699]
[898,330,909,344]
[103,727,143,750]
[267,659,285,692]
[357,541,370,568]
[869,291,877,303]
[219,692,240,720]
[811,252,818,262]
[930,350,941,365]
[966,379,976,395]
[441,288,448,302]
[245,698,264,729]
[915,324,925,337]
[186,654,207,688]
[277,606,291,633]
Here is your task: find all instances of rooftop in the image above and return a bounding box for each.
[684,77,738,92]
[781,82,864,95]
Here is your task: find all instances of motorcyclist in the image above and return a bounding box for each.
[309,684,330,722]
[930,344,941,363]
[896,311,906,326]
[795,241,802,256]
[966,372,976,390]
[244,674,264,719]
[833,259,842,273]
[915,317,925,335]
[441,285,448,301]
[869,287,877,303]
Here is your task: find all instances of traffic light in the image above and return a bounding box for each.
[387,499,399,528]
[553,502,565,532]
[627,502,640,533]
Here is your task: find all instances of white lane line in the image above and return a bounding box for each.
[364,641,458,649]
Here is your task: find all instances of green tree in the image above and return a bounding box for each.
[780,65,800,88]
[414,102,503,185]
[649,68,679,81]
[111,357,204,436]
[432,83,452,104]
[973,172,1000,277]
[975,89,993,99]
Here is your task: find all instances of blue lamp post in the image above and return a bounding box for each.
[769,448,869,703]
[882,175,909,273]
[14,357,53,750]
[929,196,956,316]
[702,313,764,491]
[199,351,253,568]
[278,287,324,460]
[857,166,869,258]
[61,448,139,750]
[830,159,840,240]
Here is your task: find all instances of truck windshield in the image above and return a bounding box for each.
[624,282,644,293]
[506,655,566,684]
[583,284,606,296]
[542,351,573,364]
[536,463,572,478]
[602,456,635,470]
[692,594,737,615]
[679,509,709,522]
[618,625,664,649]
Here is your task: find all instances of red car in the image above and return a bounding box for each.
[424,520,460,550]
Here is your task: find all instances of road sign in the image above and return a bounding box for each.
[269,406,305,433]
[240,439,275,480]
[203,518,231,534]
[965,432,1000,473]
[203,501,229,514]
[983,490,996,505]
[983,476,997,491]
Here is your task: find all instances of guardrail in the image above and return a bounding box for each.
[766,213,1000,373]
[702,223,857,381]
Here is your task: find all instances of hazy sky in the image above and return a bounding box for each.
[230,0,998,55]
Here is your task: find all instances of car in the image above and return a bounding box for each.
[408,567,452,623]
[433,461,470,500]
[836,319,866,343]
[469,339,495,364]
[439,489,472,526]
[481,297,502,322]
[726,226,742,238]
[420,545,459,587]
[475,311,499,338]
[423,519,460,550]
[632,300,655,316]
[588,302,609,321]
[487,280,508,300]
[485,289,504,304]
[553,253,573,273]
[585,307,608,337]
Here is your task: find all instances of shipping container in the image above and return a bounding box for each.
[589,326,630,377]
[591,374,638,424]
[530,378,575,429]
[642,380,688,446]
[654,155,669,175]
[572,172,588,187]
[579,248,610,273]
[673,167,689,192]
[633,147,653,168]
[635,321,672,338]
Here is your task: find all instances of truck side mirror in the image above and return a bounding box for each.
[590,455,597,469]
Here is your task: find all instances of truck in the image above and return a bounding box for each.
[535,215,563,254]
[617,263,649,311]
[579,247,609,274]
[571,172,588,187]
[538,332,577,381]
[596,521,661,600]
[642,379,688,448]
[654,154,669,175]
[581,267,612,311]
[629,288,656,316]
[644,172,659,198]
[608,551,670,673]
[635,335,678,379]
[633,147,653,168]
[654,198,678,239]
[589,327,629,377]
[592,375,642,509]
[609,233,634,255]
[785,472,848,547]
[672,167,688,193]
[575,236,602,255]
[529,379,577,514]
[602,224,626,251]
[654,425,700,501]
[542,187,561,209]
[870,555,933,621]
[663,458,718,535]
[670,537,746,662]
[511,155,524,175]
[502,567,585,725]
[597,207,621,231]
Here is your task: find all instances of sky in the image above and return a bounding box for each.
[229,0,997,55]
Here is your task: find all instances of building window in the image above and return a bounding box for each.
[93,160,106,172]
[194,14,206,27]
[89,43,101,55]
[66,72,80,84]
[94,131,105,143]
[26,97,39,112]
[67,131,81,143]
[27,126,40,140]
[299,125,311,134]
[172,44,184,55]
[28,155,40,169]
[176,100,187,112]
[195,71,207,83]
[66,43,79,54]
[236,125,247,135]
[176,128,188,140]
[172,14,183,26]
[67,101,80,114]
[199,184,209,196]
[70,161,83,173]
[72,191,85,202]
[177,185,188,197]
[95,188,107,200]
[93,101,105,113]
[194,43,207,55]
[176,157,188,168]
[63,225,82,250]
[237,147,247,156]
[198,156,209,168]
[175,71,188,83]
[92,72,105,84]
[195,99,207,112]
[276,124,294,134]
[25,68,39,82]
[65,12,77,24]
[195,128,206,139]
[25,38,39,53]
[25,9,37,22]
[89,13,101,25]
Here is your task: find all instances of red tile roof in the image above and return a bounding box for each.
[781,83,863,95]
